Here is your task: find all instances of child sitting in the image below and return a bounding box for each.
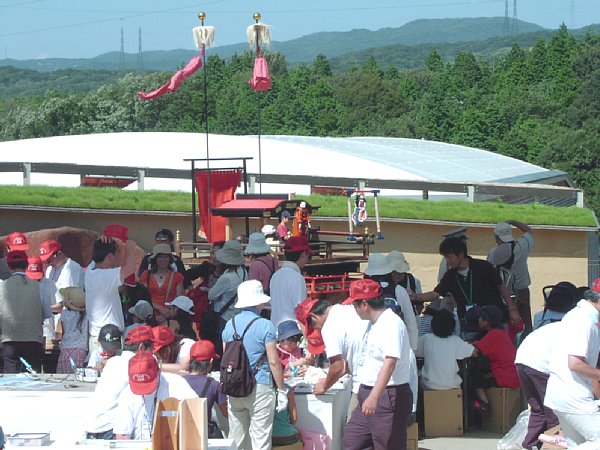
[87,324,122,372]
[471,305,520,412]
[183,340,228,438]
[276,320,314,377]
[417,309,475,390]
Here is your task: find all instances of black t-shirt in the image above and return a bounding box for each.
[434,257,507,320]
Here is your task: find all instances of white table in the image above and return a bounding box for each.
[294,376,352,450]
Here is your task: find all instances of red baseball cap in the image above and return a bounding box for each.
[283,236,313,255]
[295,297,326,354]
[104,224,128,242]
[152,326,175,353]
[342,279,382,305]
[7,232,29,251]
[125,325,155,345]
[592,278,600,294]
[26,256,44,280]
[306,329,325,355]
[7,250,28,266]
[39,240,62,262]
[128,352,159,395]
[190,340,219,361]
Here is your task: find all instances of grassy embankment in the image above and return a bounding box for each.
[4,185,597,227]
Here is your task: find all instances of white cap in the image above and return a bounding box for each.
[165,296,195,315]
[494,222,514,243]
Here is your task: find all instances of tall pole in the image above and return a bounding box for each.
[198,11,211,242]
[253,12,263,194]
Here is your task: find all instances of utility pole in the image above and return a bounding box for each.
[119,27,125,70]
[503,0,509,35]
[138,27,143,71]
[512,0,518,35]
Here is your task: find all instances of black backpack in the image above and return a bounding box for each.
[220,316,265,398]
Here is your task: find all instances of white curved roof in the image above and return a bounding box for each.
[0,132,549,193]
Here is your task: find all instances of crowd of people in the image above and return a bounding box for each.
[0,215,599,450]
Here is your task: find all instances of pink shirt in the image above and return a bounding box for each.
[276,223,288,240]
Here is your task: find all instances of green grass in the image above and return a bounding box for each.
[0,186,596,227]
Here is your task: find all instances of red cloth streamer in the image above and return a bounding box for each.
[248,57,272,92]
[138,54,203,100]
[195,169,242,242]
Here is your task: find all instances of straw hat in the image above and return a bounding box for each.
[60,287,86,312]
[150,243,174,259]
[215,240,245,266]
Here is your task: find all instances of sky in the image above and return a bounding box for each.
[0,0,599,60]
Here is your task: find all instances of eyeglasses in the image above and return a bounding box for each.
[155,236,169,242]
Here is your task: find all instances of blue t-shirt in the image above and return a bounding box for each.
[222,309,275,385]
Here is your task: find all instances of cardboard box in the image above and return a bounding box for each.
[423,389,464,436]
[481,387,521,434]
[407,422,418,450]
[540,425,567,449]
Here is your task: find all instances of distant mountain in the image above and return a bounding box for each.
[0,18,598,74]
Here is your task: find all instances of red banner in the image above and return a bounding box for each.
[194,169,242,242]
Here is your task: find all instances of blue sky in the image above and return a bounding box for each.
[0,0,598,60]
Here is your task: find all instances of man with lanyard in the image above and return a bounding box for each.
[342,279,413,450]
[113,351,197,440]
[411,237,520,326]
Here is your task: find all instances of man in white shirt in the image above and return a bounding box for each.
[85,235,137,352]
[86,326,156,440]
[515,322,562,450]
[39,239,84,308]
[341,279,413,450]
[114,352,197,440]
[544,281,600,449]
[269,236,311,327]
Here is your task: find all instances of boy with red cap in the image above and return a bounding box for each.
[269,236,312,327]
[26,256,56,343]
[341,279,413,450]
[0,250,44,373]
[184,340,228,438]
[1,231,29,280]
[86,325,156,440]
[113,352,197,440]
[39,239,84,312]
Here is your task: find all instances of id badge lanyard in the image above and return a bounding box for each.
[455,272,473,306]
[141,379,160,440]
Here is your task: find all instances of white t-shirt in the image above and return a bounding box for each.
[87,351,135,433]
[269,261,306,327]
[545,300,600,414]
[515,321,563,373]
[46,258,85,304]
[113,372,198,439]
[416,334,474,390]
[356,308,411,387]
[85,267,124,336]
[321,304,369,393]
[395,285,418,351]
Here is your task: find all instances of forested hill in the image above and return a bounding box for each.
[1,26,599,218]
[0,17,580,72]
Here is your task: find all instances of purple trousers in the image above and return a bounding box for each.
[516,363,559,450]
[343,384,412,450]
[2,341,42,374]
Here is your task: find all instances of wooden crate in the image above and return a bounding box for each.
[481,387,521,434]
[424,389,464,436]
